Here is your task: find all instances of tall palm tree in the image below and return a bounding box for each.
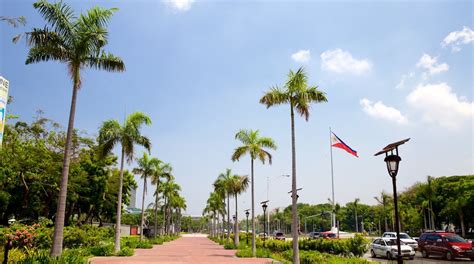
[354,198,360,232]
[150,161,172,237]
[133,152,160,241]
[374,191,390,232]
[25,0,125,256]
[229,175,249,246]
[170,194,186,234]
[214,169,235,243]
[260,67,327,264]
[203,191,225,237]
[98,112,151,252]
[160,179,181,234]
[231,129,276,257]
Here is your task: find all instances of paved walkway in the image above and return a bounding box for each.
[91,234,274,264]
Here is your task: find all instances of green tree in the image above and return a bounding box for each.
[133,152,160,241]
[150,160,172,237]
[231,129,276,257]
[260,67,327,264]
[214,169,235,243]
[25,0,125,256]
[98,112,151,252]
[228,175,249,246]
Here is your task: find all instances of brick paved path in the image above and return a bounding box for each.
[91,234,274,264]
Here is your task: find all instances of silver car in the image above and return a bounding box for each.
[370,238,415,260]
[382,232,419,251]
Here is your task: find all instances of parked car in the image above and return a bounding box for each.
[307,231,321,239]
[273,231,285,241]
[382,232,419,251]
[321,231,337,239]
[370,238,415,260]
[418,231,474,261]
[258,232,268,239]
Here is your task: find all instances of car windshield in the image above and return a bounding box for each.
[276,233,283,236]
[399,234,411,239]
[385,239,405,246]
[444,235,466,243]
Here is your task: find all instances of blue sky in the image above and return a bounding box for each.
[1,0,473,217]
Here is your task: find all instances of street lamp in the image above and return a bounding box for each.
[375,138,410,264]
[245,209,250,245]
[261,200,269,247]
[233,215,237,236]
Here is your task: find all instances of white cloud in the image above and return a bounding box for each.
[441,26,474,52]
[406,83,474,129]
[360,98,408,125]
[396,72,415,90]
[163,0,195,11]
[320,49,372,75]
[416,54,449,75]
[291,50,311,63]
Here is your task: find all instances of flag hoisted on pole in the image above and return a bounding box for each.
[329,128,358,235]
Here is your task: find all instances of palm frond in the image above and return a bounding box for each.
[257,136,277,150]
[231,146,249,162]
[234,129,251,145]
[97,119,121,158]
[85,51,125,72]
[33,0,75,41]
[259,86,289,108]
[25,43,69,65]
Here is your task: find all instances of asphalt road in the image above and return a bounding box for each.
[364,252,474,263]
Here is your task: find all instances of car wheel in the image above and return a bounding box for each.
[445,251,453,261]
[409,256,414,260]
[370,249,376,258]
[386,252,392,260]
[421,249,429,258]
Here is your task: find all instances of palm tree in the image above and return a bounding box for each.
[229,175,249,246]
[231,129,276,257]
[354,198,360,232]
[25,0,125,256]
[260,67,327,264]
[133,152,160,241]
[203,191,225,237]
[170,194,186,234]
[214,169,235,243]
[160,179,182,234]
[98,112,151,252]
[150,161,172,237]
[374,191,391,232]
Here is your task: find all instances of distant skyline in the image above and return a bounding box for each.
[1,0,473,218]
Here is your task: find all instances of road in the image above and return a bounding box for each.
[364,251,474,263]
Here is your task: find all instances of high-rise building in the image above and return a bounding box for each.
[128,187,137,209]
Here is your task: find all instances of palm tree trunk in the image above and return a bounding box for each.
[234,193,239,246]
[50,80,79,257]
[251,158,256,257]
[140,176,147,241]
[459,210,465,237]
[355,208,358,232]
[163,198,166,235]
[227,194,230,243]
[154,184,159,238]
[290,104,299,264]
[114,147,125,253]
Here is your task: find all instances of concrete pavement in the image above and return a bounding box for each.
[91,234,275,264]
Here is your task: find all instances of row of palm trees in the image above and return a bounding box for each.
[132,152,186,241]
[204,169,249,246]
[204,69,328,264]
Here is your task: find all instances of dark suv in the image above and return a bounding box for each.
[418,231,473,261]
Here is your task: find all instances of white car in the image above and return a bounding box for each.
[382,232,419,251]
[370,238,415,260]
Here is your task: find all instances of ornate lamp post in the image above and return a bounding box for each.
[375,138,410,264]
[261,200,269,247]
[245,209,250,245]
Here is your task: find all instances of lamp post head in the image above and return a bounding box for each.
[384,154,401,177]
[245,211,249,217]
[262,203,268,212]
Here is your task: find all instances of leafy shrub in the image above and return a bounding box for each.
[345,234,369,257]
[16,252,88,264]
[63,226,87,248]
[235,247,271,258]
[278,250,371,264]
[117,247,134,256]
[88,244,114,256]
[135,241,153,249]
[224,242,237,249]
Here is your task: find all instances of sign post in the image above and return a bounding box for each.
[0,76,10,148]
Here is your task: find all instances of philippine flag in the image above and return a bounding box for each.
[331,132,358,157]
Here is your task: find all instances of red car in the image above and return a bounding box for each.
[418,231,473,261]
[321,231,337,239]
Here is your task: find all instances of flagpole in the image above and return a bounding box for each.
[329,127,336,230]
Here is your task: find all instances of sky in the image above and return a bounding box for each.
[1,0,473,218]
